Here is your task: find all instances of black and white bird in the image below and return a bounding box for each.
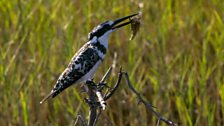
[40,13,138,104]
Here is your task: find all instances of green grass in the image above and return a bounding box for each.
[0,0,224,125]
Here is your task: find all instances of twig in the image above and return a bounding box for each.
[122,72,176,126]
[74,112,87,126]
[100,66,113,83]
[76,66,176,126]
[96,66,113,110]
[96,91,106,110]
[87,87,97,126]
[104,67,123,101]
[86,67,114,126]
[93,109,102,126]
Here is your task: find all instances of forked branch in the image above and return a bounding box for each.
[75,67,176,126]
[122,72,176,126]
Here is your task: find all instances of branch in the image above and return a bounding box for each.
[74,112,87,126]
[123,72,176,125]
[96,66,113,110]
[87,86,97,126]
[122,72,176,126]
[104,67,122,101]
[96,91,106,110]
[85,67,114,126]
[93,109,102,126]
[79,67,176,126]
[99,66,112,83]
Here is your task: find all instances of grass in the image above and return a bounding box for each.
[0,0,224,125]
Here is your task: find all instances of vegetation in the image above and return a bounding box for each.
[0,0,223,125]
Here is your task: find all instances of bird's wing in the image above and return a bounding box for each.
[40,43,101,104]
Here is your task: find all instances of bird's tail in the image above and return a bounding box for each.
[40,78,72,104]
[40,91,54,104]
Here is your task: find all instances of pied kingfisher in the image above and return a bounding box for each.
[40,13,138,104]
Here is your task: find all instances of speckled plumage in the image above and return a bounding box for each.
[40,14,138,104]
[51,42,105,98]
[40,41,107,103]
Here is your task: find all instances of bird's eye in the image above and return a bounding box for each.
[88,21,112,40]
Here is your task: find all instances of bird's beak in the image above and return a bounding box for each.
[112,13,139,29]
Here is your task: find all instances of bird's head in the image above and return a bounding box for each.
[88,13,138,44]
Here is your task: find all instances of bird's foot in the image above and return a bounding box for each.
[85,79,96,88]
[97,82,110,91]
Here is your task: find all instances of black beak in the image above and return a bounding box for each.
[112,13,138,29]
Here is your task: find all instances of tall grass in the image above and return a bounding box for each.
[0,0,224,125]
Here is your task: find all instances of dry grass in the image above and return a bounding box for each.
[0,0,224,125]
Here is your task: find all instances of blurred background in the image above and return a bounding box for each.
[0,0,224,125]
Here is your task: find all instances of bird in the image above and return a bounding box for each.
[40,13,138,104]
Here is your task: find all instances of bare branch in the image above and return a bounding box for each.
[122,72,176,126]
[96,67,113,110]
[100,66,113,83]
[93,109,102,126]
[87,87,97,126]
[80,67,175,126]
[86,66,114,126]
[74,112,87,126]
[96,91,106,110]
[104,67,123,101]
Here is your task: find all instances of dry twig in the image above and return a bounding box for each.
[75,66,176,126]
[122,72,176,126]
[74,112,87,126]
[85,67,113,126]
